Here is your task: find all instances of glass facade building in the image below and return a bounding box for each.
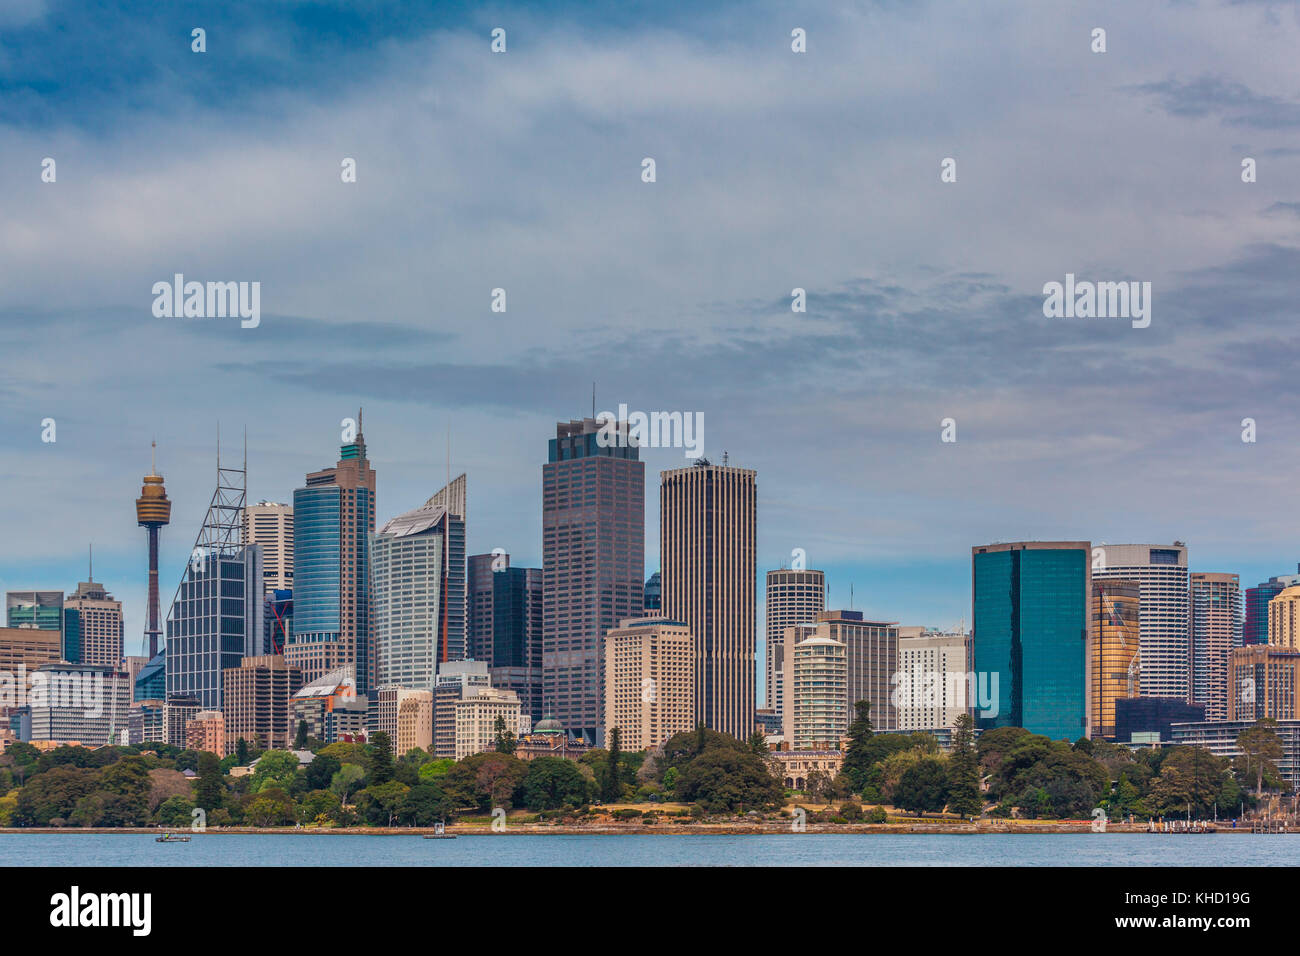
[972,541,1089,741]
[1244,567,1300,646]
[164,546,263,710]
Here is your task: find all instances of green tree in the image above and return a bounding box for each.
[418,758,456,782]
[251,750,300,793]
[1237,719,1284,800]
[294,720,308,750]
[895,757,950,815]
[194,751,224,812]
[304,754,341,792]
[602,728,624,802]
[331,763,366,805]
[369,732,395,786]
[946,714,982,818]
[399,783,454,826]
[493,715,517,755]
[235,738,250,766]
[522,757,591,811]
[841,700,875,791]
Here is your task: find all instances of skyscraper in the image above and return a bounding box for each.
[1189,571,1242,721]
[369,476,467,691]
[5,591,63,638]
[643,572,661,612]
[135,441,171,659]
[602,615,695,750]
[542,418,644,743]
[468,552,543,722]
[1268,585,1300,649]
[165,442,263,710]
[661,459,757,740]
[783,634,848,750]
[1090,543,1190,701]
[64,574,124,668]
[765,568,826,717]
[288,416,376,690]
[242,501,294,599]
[1245,567,1300,646]
[972,541,1090,740]
[1090,579,1139,740]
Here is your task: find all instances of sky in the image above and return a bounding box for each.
[2,0,1299,678]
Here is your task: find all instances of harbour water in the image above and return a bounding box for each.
[3,832,1298,866]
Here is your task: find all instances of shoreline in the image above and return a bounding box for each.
[0,823,1270,836]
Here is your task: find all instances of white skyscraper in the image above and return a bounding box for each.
[1091,543,1189,701]
[241,501,294,598]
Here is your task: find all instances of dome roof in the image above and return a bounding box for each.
[534,715,564,735]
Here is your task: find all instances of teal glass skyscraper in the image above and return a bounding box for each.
[972,541,1090,740]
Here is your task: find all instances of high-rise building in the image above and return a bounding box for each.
[783,635,848,750]
[643,572,661,612]
[1090,580,1140,740]
[263,589,292,656]
[1244,567,1300,646]
[163,695,201,748]
[896,627,970,732]
[661,459,756,740]
[542,418,644,743]
[765,569,826,717]
[602,615,696,751]
[816,610,898,731]
[165,444,262,710]
[242,501,294,598]
[433,659,491,758]
[5,591,63,637]
[288,415,377,691]
[1229,644,1300,721]
[370,492,453,692]
[454,686,522,759]
[1091,543,1189,701]
[0,627,62,677]
[222,654,303,750]
[370,686,435,755]
[27,663,132,747]
[135,441,171,659]
[63,575,123,668]
[292,666,367,745]
[185,711,226,757]
[468,552,543,722]
[1268,586,1300,649]
[1189,572,1242,721]
[972,541,1090,740]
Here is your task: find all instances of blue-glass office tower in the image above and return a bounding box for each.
[288,419,376,691]
[972,541,1090,740]
[468,552,542,721]
[165,546,263,709]
[1244,566,1300,646]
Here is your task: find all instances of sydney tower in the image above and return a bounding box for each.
[135,441,171,658]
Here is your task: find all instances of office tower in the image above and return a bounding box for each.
[896,626,970,732]
[543,418,645,743]
[370,476,467,691]
[643,572,661,612]
[454,686,522,759]
[63,574,124,667]
[1089,580,1140,740]
[1268,586,1300,649]
[27,664,131,747]
[242,501,294,598]
[661,459,756,740]
[163,695,201,748]
[468,552,543,722]
[133,655,165,701]
[813,611,899,731]
[185,711,226,757]
[765,568,826,717]
[433,660,491,758]
[263,589,293,655]
[0,626,62,675]
[1114,696,1205,744]
[222,654,304,750]
[370,686,435,754]
[289,415,377,690]
[126,700,164,746]
[6,592,64,652]
[165,441,263,709]
[972,541,1090,740]
[783,634,848,750]
[1189,572,1242,721]
[293,666,367,744]
[1090,543,1189,701]
[135,441,171,659]
[602,615,696,750]
[1244,567,1300,646]
[1228,644,1300,721]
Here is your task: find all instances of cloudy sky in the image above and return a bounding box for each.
[2,1,1299,684]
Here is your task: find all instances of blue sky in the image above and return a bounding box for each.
[2,1,1300,685]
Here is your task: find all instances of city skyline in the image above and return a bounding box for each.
[4,1,1300,672]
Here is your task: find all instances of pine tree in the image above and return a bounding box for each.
[294,719,308,750]
[947,713,982,818]
[370,732,394,785]
[602,727,623,802]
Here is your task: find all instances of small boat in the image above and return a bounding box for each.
[423,821,456,840]
[155,833,191,843]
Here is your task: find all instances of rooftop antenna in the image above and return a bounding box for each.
[723,450,729,467]
[88,543,93,582]
[592,382,596,419]
[850,583,855,611]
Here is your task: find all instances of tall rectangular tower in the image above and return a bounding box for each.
[288,419,376,691]
[1189,571,1242,721]
[661,460,757,740]
[64,578,124,667]
[242,501,294,599]
[1091,543,1189,701]
[542,418,644,743]
[972,541,1090,741]
[765,568,825,718]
